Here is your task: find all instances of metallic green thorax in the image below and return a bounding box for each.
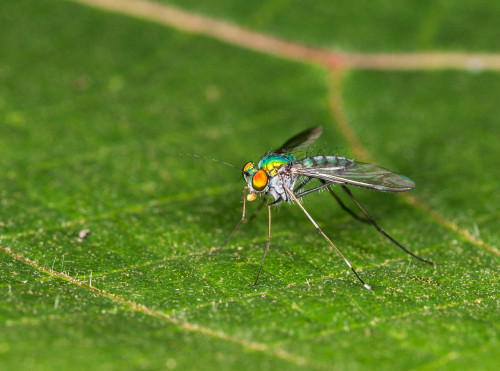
[258,154,294,176]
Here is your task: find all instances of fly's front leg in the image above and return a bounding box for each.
[247,196,266,223]
[253,203,273,287]
[211,187,248,256]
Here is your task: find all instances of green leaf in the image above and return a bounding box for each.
[155,0,500,51]
[1,0,498,370]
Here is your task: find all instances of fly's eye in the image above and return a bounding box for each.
[242,161,254,179]
[252,170,268,191]
[243,161,254,173]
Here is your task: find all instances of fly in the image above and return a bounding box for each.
[212,126,434,290]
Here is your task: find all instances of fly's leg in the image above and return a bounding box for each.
[341,185,435,266]
[253,203,273,287]
[247,197,266,223]
[283,185,372,290]
[320,180,370,224]
[211,187,247,256]
[293,177,313,193]
[294,180,335,198]
[293,179,367,226]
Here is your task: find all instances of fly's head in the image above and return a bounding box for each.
[242,161,269,201]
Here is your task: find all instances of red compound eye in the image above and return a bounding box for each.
[242,161,254,180]
[252,170,268,191]
[243,161,253,173]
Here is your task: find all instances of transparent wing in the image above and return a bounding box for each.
[273,126,323,154]
[293,159,415,192]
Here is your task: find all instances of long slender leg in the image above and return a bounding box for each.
[341,185,435,266]
[320,181,370,224]
[247,196,266,223]
[211,187,247,256]
[283,185,372,290]
[294,181,335,198]
[294,181,368,224]
[293,177,313,194]
[253,204,272,287]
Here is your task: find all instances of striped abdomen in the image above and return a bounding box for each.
[297,156,354,170]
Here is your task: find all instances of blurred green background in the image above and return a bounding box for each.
[0,0,498,370]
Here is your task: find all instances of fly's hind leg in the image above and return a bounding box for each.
[293,179,369,224]
[320,180,370,224]
[341,185,435,266]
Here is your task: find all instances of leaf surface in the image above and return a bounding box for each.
[0,1,498,370]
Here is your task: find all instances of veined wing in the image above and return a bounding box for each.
[273,126,323,154]
[293,156,415,192]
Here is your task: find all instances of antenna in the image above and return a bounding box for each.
[179,154,245,175]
